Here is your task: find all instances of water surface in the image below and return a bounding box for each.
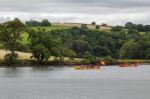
[0,65,150,99]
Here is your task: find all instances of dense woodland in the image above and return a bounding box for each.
[0,18,150,64]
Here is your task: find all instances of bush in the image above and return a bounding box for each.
[80,59,90,65]
[111,26,123,32]
[41,19,51,26]
[4,53,19,65]
[95,25,100,29]
[102,56,114,63]
[16,43,30,52]
[31,44,50,63]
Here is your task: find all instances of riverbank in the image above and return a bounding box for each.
[0,50,150,67]
[114,59,150,64]
[0,59,149,67]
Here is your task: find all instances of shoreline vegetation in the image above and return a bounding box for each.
[0,59,150,67]
[0,49,149,67]
[0,19,150,66]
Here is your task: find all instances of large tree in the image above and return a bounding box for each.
[29,29,52,63]
[31,44,50,63]
[125,22,136,29]
[0,18,25,64]
[41,19,51,26]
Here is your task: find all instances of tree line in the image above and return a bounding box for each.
[0,18,150,65]
[125,22,150,32]
[26,19,51,26]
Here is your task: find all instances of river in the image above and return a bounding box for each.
[0,65,150,99]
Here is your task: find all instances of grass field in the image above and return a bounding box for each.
[19,32,30,45]
[31,25,72,31]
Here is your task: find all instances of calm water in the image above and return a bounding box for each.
[0,65,150,99]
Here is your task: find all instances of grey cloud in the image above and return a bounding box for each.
[0,0,150,25]
[0,0,150,11]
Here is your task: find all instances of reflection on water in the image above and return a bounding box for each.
[1,68,21,78]
[0,65,150,80]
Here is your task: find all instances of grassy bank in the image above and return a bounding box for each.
[114,59,150,64]
[0,50,149,66]
[0,49,84,66]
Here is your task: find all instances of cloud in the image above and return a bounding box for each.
[0,0,150,25]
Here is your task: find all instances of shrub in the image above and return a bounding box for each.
[95,25,100,29]
[4,53,19,65]
[31,44,50,63]
[102,56,114,63]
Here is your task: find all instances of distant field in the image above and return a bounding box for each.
[31,25,72,31]
[19,32,30,45]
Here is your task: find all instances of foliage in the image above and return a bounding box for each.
[66,50,76,60]
[31,44,50,63]
[91,22,96,26]
[125,22,136,29]
[0,18,25,64]
[41,19,51,26]
[111,26,123,32]
[120,33,150,59]
[125,22,150,32]
[4,53,18,65]
[95,25,100,29]
[120,40,140,59]
[102,56,113,63]
[1,19,150,65]
[26,19,51,26]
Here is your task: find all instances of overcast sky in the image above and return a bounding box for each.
[0,0,150,25]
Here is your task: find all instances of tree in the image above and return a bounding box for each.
[119,40,140,59]
[71,40,90,57]
[144,25,150,31]
[66,50,76,60]
[137,24,145,32]
[93,46,111,57]
[26,20,41,26]
[0,18,25,64]
[4,53,18,65]
[29,29,52,63]
[84,51,92,59]
[26,19,51,26]
[91,22,96,26]
[111,26,123,32]
[124,22,136,29]
[31,44,50,63]
[95,25,100,29]
[41,19,51,26]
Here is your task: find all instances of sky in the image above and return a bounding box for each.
[0,0,150,25]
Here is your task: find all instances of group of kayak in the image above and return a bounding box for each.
[73,61,107,70]
[73,61,139,70]
[118,62,139,67]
